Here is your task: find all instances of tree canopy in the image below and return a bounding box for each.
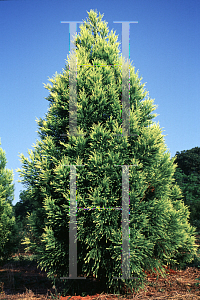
[171,146,200,232]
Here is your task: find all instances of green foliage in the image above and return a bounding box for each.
[172,147,200,176]
[171,147,200,232]
[17,9,199,296]
[13,190,34,227]
[12,189,36,254]
[0,139,21,261]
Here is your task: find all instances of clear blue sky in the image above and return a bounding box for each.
[0,0,199,206]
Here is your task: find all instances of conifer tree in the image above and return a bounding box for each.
[0,139,20,261]
[17,9,199,296]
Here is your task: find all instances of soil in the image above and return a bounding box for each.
[0,235,200,299]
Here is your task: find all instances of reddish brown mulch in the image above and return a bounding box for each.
[1,234,200,300]
[1,262,200,299]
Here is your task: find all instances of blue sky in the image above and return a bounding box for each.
[0,0,199,206]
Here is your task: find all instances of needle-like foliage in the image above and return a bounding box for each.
[17,9,199,296]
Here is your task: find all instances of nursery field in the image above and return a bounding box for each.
[0,232,200,300]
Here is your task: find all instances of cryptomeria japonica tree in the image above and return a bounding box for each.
[17,9,199,296]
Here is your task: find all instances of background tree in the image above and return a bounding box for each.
[17,9,199,296]
[13,189,35,254]
[171,147,200,232]
[13,190,33,228]
[0,139,21,261]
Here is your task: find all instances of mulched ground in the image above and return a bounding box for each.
[1,259,200,299]
[1,233,200,300]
